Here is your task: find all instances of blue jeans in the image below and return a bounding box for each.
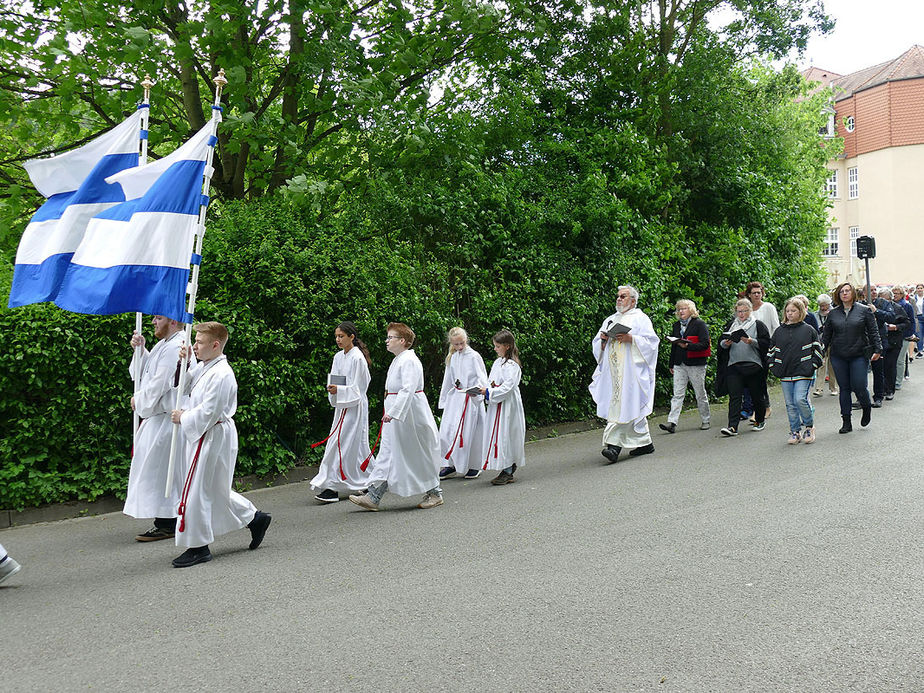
[367,481,441,504]
[916,316,924,352]
[830,354,872,417]
[781,379,814,432]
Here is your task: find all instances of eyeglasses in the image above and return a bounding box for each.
[384,336,398,341]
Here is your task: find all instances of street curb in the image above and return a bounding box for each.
[0,419,604,529]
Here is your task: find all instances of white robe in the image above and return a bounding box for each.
[589,309,659,443]
[483,358,526,471]
[175,356,256,548]
[437,347,488,473]
[124,330,190,519]
[310,347,373,492]
[366,349,441,497]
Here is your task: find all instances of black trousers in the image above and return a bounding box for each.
[882,343,901,396]
[871,358,885,400]
[726,363,768,429]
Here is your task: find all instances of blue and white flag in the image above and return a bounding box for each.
[53,117,217,322]
[8,111,144,307]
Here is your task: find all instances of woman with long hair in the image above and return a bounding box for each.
[437,327,488,480]
[480,329,526,485]
[309,321,374,502]
[821,283,882,433]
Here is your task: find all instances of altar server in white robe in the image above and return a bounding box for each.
[438,326,488,481]
[589,285,660,463]
[310,321,374,503]
[480,329,526,485]
[170,322,271,568]
[349,322,444,511]
[125,315,191,542]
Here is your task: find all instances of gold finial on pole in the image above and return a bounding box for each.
[141,74,155,96]
[212,69,228,107]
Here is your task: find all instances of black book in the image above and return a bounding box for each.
[605,323,631,339]
[720,329,749,343]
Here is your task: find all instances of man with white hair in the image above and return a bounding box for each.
[589,286,660,463]
[811,293,838,397]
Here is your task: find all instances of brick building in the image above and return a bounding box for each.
[804,46,924,288]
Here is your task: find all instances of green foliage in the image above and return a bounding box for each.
[0,261,132,508]
[0,0,837,509]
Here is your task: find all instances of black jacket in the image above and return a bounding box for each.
[714,319,771,397]
[769,322,823,379]
[873,298,910,349]
[821,303,882,359]
[668,317,711,367]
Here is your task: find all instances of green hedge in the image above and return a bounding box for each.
[0,186,823,509]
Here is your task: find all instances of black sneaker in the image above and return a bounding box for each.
[463,469,482,480]
[658,422,676,434]
[629,443,655,457]
[438,466,457,480]
[601,445,622,464]
[491,471,514,485]
[172,546,211,568]
[135,526,175,542]
[248,511,272,550]
[871,399,883,408]
[314,489,339,503]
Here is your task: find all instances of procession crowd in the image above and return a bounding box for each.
[1,281,922,579]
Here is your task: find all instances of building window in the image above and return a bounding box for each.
[845,115,855,133]
[826,170,839,199]
[848,167,858,199]
[849,226,860,257]
[823,227,839,257]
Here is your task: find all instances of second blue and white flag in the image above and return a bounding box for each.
[55,117,218,322]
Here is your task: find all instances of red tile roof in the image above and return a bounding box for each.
[818,45,924,101]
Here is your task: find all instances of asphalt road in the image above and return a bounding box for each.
[3,369,924,692]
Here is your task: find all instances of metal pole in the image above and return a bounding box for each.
[164,69,227,497]
[132,75,154,436]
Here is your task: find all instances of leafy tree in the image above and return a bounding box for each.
[0,0,543,235]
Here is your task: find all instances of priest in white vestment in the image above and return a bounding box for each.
[170,322,271,568]
[125,315,191,542]
[589,285,659,463]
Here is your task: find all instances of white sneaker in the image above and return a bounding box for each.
[787,432,801,445]
[0,557,22,585]
[700,422,711,430]
[348,494,380,512]
[418,493,444,509]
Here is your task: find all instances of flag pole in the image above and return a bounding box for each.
[133,75,154,436]
[165,68,227,497]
